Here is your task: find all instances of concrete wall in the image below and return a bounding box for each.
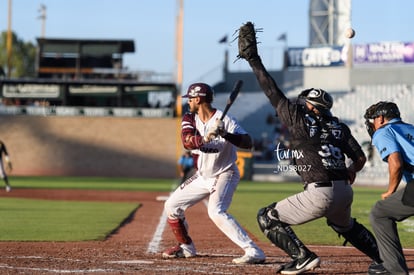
[303,67,350,91]
[225,65,414,93]
[0,116,179,178]
[351,66,414,85]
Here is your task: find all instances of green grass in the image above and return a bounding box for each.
[0,177,171,241]
[231,181,414,248]
[3,176,414,247]
[0,197,138,241]
[11,176,176,191]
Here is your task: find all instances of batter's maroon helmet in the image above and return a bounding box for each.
[183,83,214,103]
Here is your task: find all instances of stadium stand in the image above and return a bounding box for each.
[213,91,274,136]
[331,84,414,184]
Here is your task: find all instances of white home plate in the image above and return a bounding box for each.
[107,260,153,264]
[155,196,169,201]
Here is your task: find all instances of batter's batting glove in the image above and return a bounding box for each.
[209,119,227,137]
[214,119,227,137]
[203,127,218,143]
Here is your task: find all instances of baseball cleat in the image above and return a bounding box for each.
[368,261,390,274]
[232,248,265,264]
[275,259,297,273]
[280,252,320,274]
[232,254,265,264]
[5,185,11,192]
[161,244,196,259]
[162,245,185,259]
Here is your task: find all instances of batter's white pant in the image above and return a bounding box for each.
[164,163,259,251]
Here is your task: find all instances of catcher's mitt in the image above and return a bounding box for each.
[237,21,260,61]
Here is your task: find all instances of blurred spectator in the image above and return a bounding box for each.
[178,151,195,183]
[0,140,12,192]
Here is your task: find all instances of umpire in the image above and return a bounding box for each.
[365,101,414,275]
[237,22,382,274]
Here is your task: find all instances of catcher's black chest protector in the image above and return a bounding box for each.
[289,113,349,181]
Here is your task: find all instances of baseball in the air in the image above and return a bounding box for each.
[345,28,356,39]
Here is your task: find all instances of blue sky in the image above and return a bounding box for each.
[0,0,412,91]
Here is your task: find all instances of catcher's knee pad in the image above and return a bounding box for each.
[167,218,192,245]
[257,202,278,232]
[257,203,305,258]
[329,219,381,262]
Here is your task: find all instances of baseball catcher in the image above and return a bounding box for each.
[237,22,384,274]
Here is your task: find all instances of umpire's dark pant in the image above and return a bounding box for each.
[370,187,414,275]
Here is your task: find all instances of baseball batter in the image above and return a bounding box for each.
[0,140,12,192]
[365,101,414,274]
[237,22,382,274]
[162,83,265,264]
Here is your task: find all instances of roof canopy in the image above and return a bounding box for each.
[36,38,135,56]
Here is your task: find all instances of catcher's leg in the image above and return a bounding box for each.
[258,203,320,273]
[257,203,311,259]
[329,218,381,263]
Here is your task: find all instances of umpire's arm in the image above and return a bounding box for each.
[383,151,404,198]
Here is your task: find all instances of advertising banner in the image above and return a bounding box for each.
[353,41,414,64]
[287,46,348,67]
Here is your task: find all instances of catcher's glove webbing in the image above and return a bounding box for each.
[237,21,261,61]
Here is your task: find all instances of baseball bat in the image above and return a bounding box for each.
[220,80,243,120]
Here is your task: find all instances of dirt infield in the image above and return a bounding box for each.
[1,188,413,274]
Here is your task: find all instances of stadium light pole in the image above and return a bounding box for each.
[175,0,184,117]
[6,0,13,78]
[175,0,184,177]
[38,4,47,38]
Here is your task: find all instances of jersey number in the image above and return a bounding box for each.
[318,144,342,159]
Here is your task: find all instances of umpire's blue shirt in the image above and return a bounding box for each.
[372,118,414,183]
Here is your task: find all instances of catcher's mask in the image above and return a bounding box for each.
[183,83,214,103]
[298,88,333,116]
[364,101,401,137]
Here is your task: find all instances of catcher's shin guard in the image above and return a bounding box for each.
[167,218,192,245]
[257,203,310,259]
[331,219,381,262]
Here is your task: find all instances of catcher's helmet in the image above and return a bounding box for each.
[364,101,400,137]
[183,83,214,103]
[298,88,333,115]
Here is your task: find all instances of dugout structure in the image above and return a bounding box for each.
[36,38,134,79]
[0,78,177,118]
[0,38,178,117]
